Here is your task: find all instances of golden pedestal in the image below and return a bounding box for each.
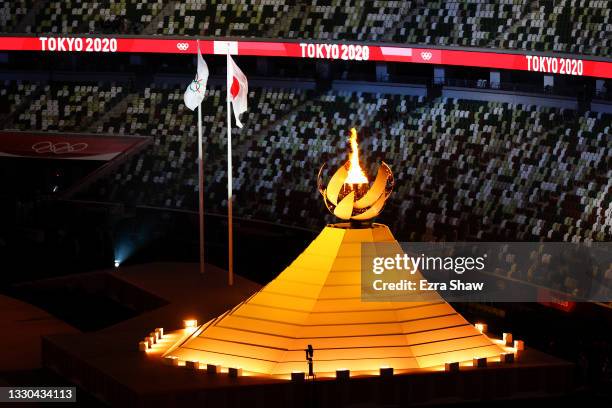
[164,224,504,376]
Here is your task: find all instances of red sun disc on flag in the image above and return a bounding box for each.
[230,76,240,98]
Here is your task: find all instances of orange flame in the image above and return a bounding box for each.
[345,128,368,184]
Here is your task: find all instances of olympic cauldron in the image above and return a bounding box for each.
[318,128,394,222]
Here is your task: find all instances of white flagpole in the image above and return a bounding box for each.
[197,101,205,275]
[226,49,234,286]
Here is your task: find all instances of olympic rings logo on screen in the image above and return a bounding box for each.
[176,43,189,51]
[32,141,89,154]
[420,51,432,61]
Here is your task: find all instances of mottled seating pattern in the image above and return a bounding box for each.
[10,82,125,132]
[1,0,609,56]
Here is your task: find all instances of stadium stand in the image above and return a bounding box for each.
[392,0,527,48]
[89,88,611,296]
[17,0,165,34]
[0,0,30,32]
[156,0,283,37]
[0,75,609,297]
[239,0,413,41]
[88,83,314,209]
[238,92,611,244]
[0,80,39,119]
[1,0,610,57]
[386,98,610,244]
[99,93,609,244]
[493,0,611,56]
[7,82,126,132]
[1,78,608,247]
[392,0,611,56]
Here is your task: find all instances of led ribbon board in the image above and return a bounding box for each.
[1,36,611,78]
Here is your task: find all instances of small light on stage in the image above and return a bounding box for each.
[183,319,198,329]
[445,362,460,372]
[335,368,350,380]
[114,260,120,268]
[291,371,305,382]
[475,323,487,333]
[379,366,394,377]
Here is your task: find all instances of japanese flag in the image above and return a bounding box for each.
[227,55,248,128]
[184,43,209,111]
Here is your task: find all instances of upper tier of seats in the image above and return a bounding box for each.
[0,80,39,118]
[1,0,610,57]
[11,82,126,132]
[1,78,609,246]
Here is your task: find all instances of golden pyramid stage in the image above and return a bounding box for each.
[161,128,506,377]
[164,223,505,376]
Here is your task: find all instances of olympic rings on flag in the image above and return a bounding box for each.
[189,78,204,93]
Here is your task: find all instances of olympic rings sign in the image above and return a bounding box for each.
[420,51,432,61]
[32,141,88,154]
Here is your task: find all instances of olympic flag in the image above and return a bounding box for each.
[184,42,209,110]
[184,41,209,275]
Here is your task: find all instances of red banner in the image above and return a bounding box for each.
[0,131,146,160]
[0,36,610,78]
